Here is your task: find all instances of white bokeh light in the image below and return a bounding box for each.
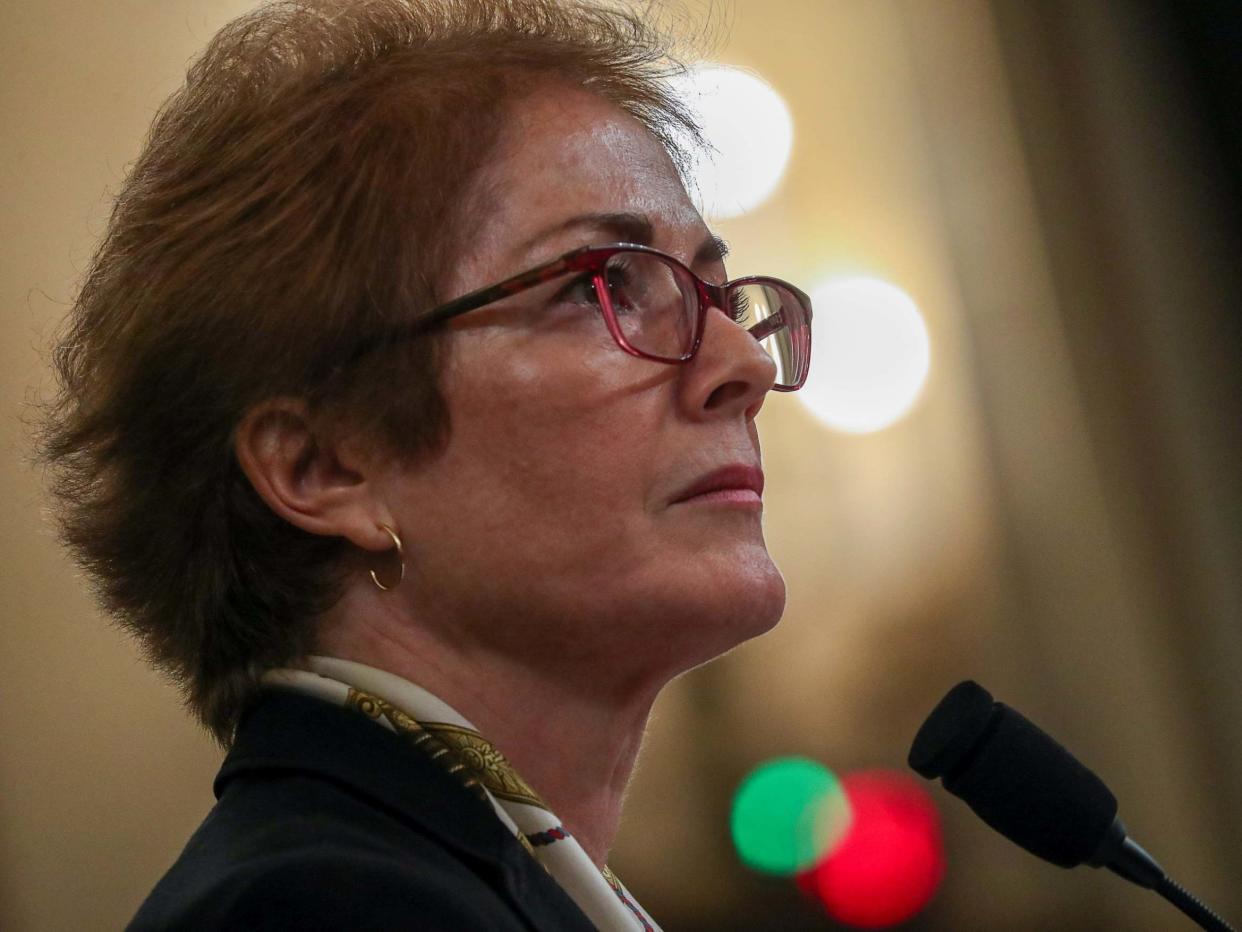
[668,64,794,219]
[799,278,931,434]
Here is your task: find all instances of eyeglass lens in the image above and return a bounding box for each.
[601,251,697,361]
[600,251,806,388]
[728,281,804,389]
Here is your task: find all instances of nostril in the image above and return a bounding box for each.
[704,380,752,411]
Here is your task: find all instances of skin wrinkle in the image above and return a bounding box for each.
[311,86,785,866]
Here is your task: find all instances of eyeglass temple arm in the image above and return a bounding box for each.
[420,253,582,327]
[339,251,586,366]
[747,309,786,343]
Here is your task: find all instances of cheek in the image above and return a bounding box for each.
[437,342,661,533]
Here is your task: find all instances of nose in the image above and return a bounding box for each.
[678,304,778,421]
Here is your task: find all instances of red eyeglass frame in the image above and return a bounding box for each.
[342,242,813,391]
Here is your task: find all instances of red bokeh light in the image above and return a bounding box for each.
[796,770,944,928]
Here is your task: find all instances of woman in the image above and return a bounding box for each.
[39,0,811,929]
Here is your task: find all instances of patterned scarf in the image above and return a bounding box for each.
[263,656,660,932]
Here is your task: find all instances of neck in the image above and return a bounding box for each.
[315,594,662,867]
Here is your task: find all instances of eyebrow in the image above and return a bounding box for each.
[517,211,730,268]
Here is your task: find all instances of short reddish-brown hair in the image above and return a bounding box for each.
[37,0,703,742]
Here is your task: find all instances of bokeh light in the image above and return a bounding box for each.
[730,757,850,875]
[799,277,932,433]
[668,63,794,219]
[797,770,944,928]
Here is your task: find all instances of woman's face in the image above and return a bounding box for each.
[374,87,786,689]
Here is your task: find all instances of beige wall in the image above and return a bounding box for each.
[2,3,250,928]
[4,1,1238,929]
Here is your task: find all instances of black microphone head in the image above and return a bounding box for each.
[908,680,997,780]
[909,680,1118,869]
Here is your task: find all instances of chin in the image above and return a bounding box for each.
[651,548,787,673]
[724,554,787,640]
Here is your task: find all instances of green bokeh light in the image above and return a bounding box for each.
[730,757,848,876]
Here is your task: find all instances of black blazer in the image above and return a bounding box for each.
[128,690,599,931]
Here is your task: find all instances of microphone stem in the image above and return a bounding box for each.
[1154,875,1237,932]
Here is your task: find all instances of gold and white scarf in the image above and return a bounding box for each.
[263,656,660,932]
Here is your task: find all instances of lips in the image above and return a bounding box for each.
[670,464,765,504]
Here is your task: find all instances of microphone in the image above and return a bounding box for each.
[908,680,1235,932]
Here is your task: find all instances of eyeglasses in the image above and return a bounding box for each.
[346,243,812,391]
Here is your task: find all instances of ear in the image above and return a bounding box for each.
[233,398,393,553]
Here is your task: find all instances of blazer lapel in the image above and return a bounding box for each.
[218,690,599,932]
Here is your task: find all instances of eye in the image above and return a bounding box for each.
[603,258,640,314]
[552,272,601,309]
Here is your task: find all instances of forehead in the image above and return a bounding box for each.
[463,87,706,270]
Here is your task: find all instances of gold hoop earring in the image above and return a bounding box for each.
[370,523,405,592]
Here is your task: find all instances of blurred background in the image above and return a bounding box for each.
[2,0,1239,929]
